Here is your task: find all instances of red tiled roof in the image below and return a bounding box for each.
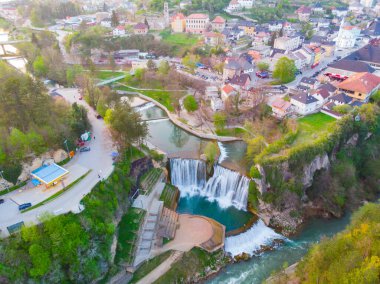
[212,16,226,24]
[338,72,380,94]
[272,98,291,111]
[172,13,185,21]
[134,23,148,30]
[296,5,312,14]
[187,13,209,19]
[222,84,235,94]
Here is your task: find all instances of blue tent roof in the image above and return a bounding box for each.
[31,163,69,185]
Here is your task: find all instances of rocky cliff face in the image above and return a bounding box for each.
[254,153,331,236]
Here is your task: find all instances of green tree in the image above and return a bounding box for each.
[183,95,198,112]
[273,57,296,84]
[106,102,148,150]
[111,10,119,27]
[333,104,352,114]
[257,61,269,71]
[301,22,314,40]
[66,64,84,86]
[204,141,219,164]
[33,55,48,77]
[213,112,227,130]
[29,244,51,277]
[158,60,170,75]
[182,54,200,74]
[246,135,266,160]
[147,59,156,71]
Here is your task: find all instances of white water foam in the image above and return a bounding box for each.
[135,102,155,112]
[170,158,250,210]
[145,118,170,123]
[225,220,285,257]
[217,142,228,163]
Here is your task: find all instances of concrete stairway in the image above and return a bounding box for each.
[134,200,163,267]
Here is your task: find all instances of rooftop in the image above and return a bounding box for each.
[328,59,376,73]
[31,163,69,185]
[291,92,318,104]
[344,44,380,65]
[338,72,380,94]
[187,13,209,19]
[212,16,226,24]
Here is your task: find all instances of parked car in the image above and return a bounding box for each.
[256,71,269,79]
[79,96,83,100]
[19,203,32,211]
[80,146,91,152]
[0,199,4,204]
[95,113,102,119]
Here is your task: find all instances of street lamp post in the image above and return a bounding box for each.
[64,139,70,155]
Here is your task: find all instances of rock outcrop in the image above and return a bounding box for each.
[302,153,330,188]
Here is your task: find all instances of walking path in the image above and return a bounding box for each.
[136,251,183,284]
[117,83,242,142]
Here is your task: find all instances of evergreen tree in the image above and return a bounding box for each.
[111,10,119,27]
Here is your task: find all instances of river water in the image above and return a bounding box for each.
[208,214,351,284]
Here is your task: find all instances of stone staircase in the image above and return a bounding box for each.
[133,200,163,267]
[157,207,179,240]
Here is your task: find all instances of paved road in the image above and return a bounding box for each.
[0,88,115,237]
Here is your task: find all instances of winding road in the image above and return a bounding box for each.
[0,88,115,237]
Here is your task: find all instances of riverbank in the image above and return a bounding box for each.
[116,84,242,142]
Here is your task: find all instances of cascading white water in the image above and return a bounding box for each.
[217,142,228,163]
[170,158,250,210]
[135,102,155,112]
[225,220,285,256]
[170,158,206,189]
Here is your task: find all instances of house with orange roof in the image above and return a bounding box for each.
[221,84,237,101]
[296,5,312,21]
[337,72,380,102]
[185,13,209,34]
[271,98,292,118]
[211,16,226,32]
[171,13,186,33]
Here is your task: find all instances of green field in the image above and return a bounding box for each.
[294,112,336,145]
[159,184,179,210]
[216,127,246,137]
[95,70,125,80]
[117,85,181,112]
[160,30,200,55]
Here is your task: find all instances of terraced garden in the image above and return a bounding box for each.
[115,207,146,265]
[159,184,180,210]
[140,168,164,195]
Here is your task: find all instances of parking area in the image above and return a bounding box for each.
[0,164,88,219]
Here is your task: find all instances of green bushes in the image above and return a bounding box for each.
[248,182,260,211]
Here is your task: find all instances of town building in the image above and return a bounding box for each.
[229,73,252,90]
[271,97,292,118]
[360,0,374,8]
[186,13,209,34]
[112,26,126,37]
[296,5,312,21]
[344,44,380,69]
[211,16,226,32]
[290,92,320,115]
[325,59,375,78]
[332,7,349,18]
[134,23,149,34]
[274,35,301,51]
[171,13,186,33]
[226,0,254,12]
[337,72,380,102]
[204,32,224,46]
[336,20,361,49]
[221,84,237,101]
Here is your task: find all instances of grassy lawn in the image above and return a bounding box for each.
[130,251,172,283]
[160,30,200,56]
[294,112,336,145]
[95,70,125,80]
[159,184,179,210]
[117,85,177,112]
[216,127,246,137]
[115,207,146,265]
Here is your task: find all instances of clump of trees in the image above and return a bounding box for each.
[24,0,82,27]
[296,202,380,283]
[0,148,137,282]
[272,57,297,84]
[183,95,198,112]
[0,62,89,182]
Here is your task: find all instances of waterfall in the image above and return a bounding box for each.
[170,158,206,189]
[217,142,228,163]
[135,102,155,112]
[225,220,285,256]
[170,159,250,210]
